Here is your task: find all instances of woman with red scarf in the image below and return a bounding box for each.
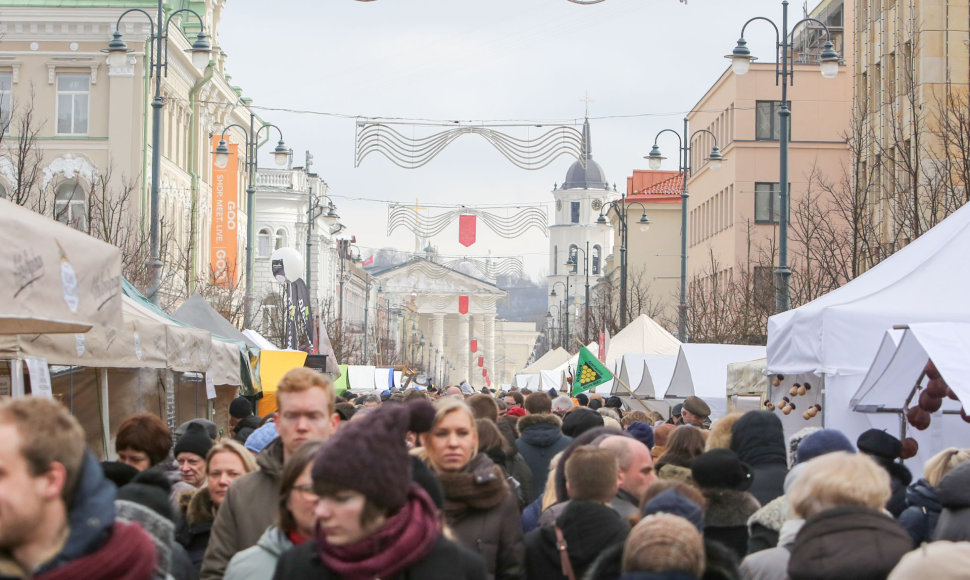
[272,401,487,580]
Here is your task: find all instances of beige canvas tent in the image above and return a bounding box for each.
[0,199,122,335]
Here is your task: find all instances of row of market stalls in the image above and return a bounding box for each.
[766,201,970,467]
[0,199,271,459]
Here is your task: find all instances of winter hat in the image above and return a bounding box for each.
[606,396,624,409]
[101,461,139,488]
[654,423,676,447]
[506,407,527,418]
[576,393,589,407]
[889,541,970,580]
[547,388,558,398]
[691,449,753,491]
[671,403,684,419]
[857,429,902,461]
[622,513,705,578]
[244,420,278,453]
[796,429,855,464]
[562,408,605,438]
[175,418,218,440]
[117,468,175,522]
[589,398,603,410]
[627,421,655,450]
[682,396,711,418]
[173,422,213,460]
[312,400,435,512]
[380,389,392,401]
[643,488,705,532]
[229,396,253,419]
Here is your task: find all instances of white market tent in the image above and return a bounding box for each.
[605,314,681,368]
[850,323,970,465]
[665,344,767,420]
[515,347,571,391]
[767,202,970,461]
[519,347,571,375]
[606,353,678,416]
[515,374,542,390]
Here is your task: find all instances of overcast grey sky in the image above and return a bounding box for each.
[219,0,794,278]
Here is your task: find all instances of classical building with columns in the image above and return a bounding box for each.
[372,257,538,388]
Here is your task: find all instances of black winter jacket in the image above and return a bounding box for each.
[524,500,629,580]
[898,478,941,545]
[515,414,571,501]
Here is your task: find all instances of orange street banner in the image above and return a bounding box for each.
[210,135,239,286]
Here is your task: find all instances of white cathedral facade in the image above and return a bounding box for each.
[547,119,618,347]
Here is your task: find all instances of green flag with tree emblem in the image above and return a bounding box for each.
[572,346,613,396]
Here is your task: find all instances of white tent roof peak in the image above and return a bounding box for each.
[768,201,970,376]
[665,344,767,420]
[519,347,570,374]
[605,314,681,367]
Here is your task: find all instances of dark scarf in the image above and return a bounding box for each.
[38,521,156,580]
[315,485,440,580]
[436,453,509,520]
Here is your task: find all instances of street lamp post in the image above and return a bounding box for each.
[597,196,651,328]
[546,304,561,349]
[212,113,289,328]
[647,119,725,342]
[726,0,840,312]
[107,2,212,305]
[550,279,570,349]
[566,241,592,343]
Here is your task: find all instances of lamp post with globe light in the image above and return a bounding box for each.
[726,0,840,312]
[212,117,289,328]
[646,118,725,342]
[106,2,211,305]
[597,194,651,328]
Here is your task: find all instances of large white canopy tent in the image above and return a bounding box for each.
[767,202,970,463]
[604,314,681,368]
[850,323,970,465]
[606,353,678,416]
[665,344,767,420]
[0,199,123,335]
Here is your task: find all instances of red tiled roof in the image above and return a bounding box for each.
[625,170,684,202]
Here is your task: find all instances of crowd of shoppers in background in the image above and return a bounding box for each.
[3,375,970,580]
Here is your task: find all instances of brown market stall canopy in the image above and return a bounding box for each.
[0,199,122,334]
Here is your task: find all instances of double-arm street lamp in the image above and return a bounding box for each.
[646,119,725,343]
[107,2,212,305]
[550,279,570,349]
[566,241,592,343]
[597,195,650,328]
[726,0,840,312]
[213,114,289,328]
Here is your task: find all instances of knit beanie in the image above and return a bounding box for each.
[229,396,253,419]
[312,400,435,512]
[101,461,139,488]
[117,468,175,522]
[857,429,902,461]
[643,488,705,532]
[691,449,753,491]
[622,513,705,577]
[796,429,855,464]
[562,408,605,438]
[605,396,624,409]
[173,422,213,460]
[626,421,655,449]
[175,418,218,440]
[244,421,278,453]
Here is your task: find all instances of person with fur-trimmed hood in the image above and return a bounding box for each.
[515,410,572,502]
[691,449,761,560]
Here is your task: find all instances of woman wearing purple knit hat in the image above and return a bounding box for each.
[272,400,487,580]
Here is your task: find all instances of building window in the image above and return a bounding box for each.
[755,101,784,141]
[592,245,601,275]
[0,73,12,132]
[54,180,86,231]
[56,74,90,135]
[570,201,580,224]
[754,182,792,224]
[275,228,287,250]
[257,227,272,258]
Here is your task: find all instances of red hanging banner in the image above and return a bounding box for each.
[470,339,478,353]
[478,356,484,367]
[458,295,469,314]
[486,376,492,387]
[482,368,487,377]
[458,214,477,247]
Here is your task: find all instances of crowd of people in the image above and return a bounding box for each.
[2,371,970,580]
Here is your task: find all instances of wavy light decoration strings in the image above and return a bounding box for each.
[355,122,584,170]
[387,205,547,238]
[441,256,524,279]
